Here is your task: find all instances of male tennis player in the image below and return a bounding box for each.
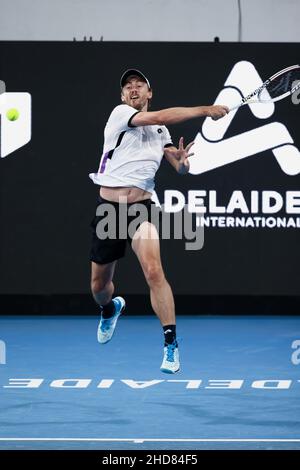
[89,69,228,373]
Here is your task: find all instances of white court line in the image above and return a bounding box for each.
[0,438,300,442]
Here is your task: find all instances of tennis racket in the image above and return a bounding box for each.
[229,64,300,111]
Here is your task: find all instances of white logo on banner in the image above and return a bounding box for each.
[189,61,300,176]
[0,81,32,158]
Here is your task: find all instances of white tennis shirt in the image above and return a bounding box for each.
[89,104,174,193]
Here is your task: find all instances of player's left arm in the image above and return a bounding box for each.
[164,137,194,175]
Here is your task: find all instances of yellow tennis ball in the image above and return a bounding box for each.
[6,108,19,121]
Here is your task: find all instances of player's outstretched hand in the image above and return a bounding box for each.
[207,105,229,120]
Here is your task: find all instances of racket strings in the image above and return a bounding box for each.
[260,69,300,100]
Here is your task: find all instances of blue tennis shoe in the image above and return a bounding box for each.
[97,296,126,344]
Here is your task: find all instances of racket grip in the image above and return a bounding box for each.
[228,104,240,112]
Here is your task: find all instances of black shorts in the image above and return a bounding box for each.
[90,196,160,265]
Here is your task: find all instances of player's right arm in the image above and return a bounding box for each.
[131,105,229,126]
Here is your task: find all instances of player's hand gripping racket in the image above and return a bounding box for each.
[229,64,300,111]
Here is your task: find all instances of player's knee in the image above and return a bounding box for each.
[91,277,109,295]
[144,262,164,286]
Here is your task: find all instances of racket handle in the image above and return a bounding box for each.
[228,103,240,112]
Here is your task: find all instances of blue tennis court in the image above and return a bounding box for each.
[1,314,300,450]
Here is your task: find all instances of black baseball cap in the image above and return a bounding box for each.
[120,69,151,89]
